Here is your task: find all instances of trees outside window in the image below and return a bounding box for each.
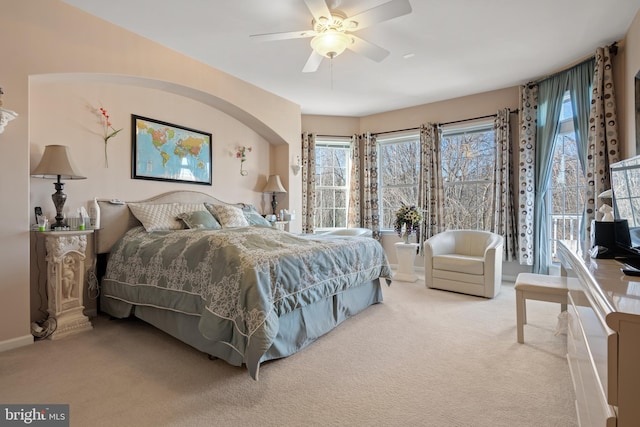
[441,123,496,231]
[378,134,420,229]
[314,138,350,229]
[377,124,497,232]
[548,93,587,261]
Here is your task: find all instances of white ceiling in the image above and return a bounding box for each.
[62,0,640,117]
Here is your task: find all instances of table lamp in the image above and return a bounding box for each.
[262,174,287,215]
[31,145,86,229]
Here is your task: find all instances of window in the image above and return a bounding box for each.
[377,126,496,232]
[314,137,351,229]
[377,132,420,229]
[441,122,496,230]
[548,93,587,261]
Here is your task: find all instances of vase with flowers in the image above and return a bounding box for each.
[98,106,122,168]
[236,145,252,176]
[394,203,422,244]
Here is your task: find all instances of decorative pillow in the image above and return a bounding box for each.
[242,205,272,227]
[128,202,205,231]
[176,210,221,230]
[205,203,249,228]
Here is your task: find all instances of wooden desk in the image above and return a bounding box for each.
[557,241,640,427]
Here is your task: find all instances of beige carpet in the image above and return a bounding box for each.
[0,277,577,427]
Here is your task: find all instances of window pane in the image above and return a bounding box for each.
[380,186,418,229]
[313,140,350,229]
[378,136,420,228]
[441,124,495,231]
[548,93,587,262]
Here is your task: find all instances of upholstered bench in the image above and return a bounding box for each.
[515,273,568,343]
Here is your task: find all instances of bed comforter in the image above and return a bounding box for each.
[102,226,392,378]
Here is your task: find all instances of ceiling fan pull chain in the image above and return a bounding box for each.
[330,56,334,90]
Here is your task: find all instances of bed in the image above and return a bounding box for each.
[96,191,391,379]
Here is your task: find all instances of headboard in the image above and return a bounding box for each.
[96,190,229,254]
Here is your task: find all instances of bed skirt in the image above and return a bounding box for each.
[100,278,383,376]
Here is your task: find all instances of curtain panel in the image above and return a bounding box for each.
[418,123,444,250]
[533,72,570,274]
[517,85,538,265]
[362,133,381,240]
[493,109,518,261]
[301,132,316,234]
[585,46,620,238]
[348,134,362,228]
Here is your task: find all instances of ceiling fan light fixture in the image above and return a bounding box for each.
[310,30,351,58]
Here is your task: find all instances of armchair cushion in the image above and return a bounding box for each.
[432,254,485,275]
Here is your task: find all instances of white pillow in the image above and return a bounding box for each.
[205,203,249,228]
[128,202,205,231]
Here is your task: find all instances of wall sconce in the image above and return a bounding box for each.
[0,88,18,134]
[291,155,302,176]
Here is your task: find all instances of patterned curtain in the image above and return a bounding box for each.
[301,132,316,234]
[493,109,517,261]
[517,85,538,265]
[348,134,361,227]
[418,123,444,250]
[585,46,620,237]
[362,133,381,240]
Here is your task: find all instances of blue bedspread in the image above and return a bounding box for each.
[102,226,391,378]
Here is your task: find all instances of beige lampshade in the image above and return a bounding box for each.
[31,145,86,179]
[262,175,287,193]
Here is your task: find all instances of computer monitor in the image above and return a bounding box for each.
[611,155,640,255]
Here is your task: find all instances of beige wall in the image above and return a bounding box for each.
[0,0,301,349]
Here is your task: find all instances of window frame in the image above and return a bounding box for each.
[313,136,352,231]
[440,120,496,231]
[376,131,421,231]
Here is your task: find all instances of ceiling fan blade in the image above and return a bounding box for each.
[344,0,412,31]
[302,51,324,73]
[249,29,316,42]
[349,35,390,62]
[303,0,332,23]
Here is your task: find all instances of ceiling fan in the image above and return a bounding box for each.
[249,0,412,73]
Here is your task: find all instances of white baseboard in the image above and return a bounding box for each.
[0,334,33,353]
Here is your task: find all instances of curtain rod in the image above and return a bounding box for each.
[527,41,618,87]
[372,109,519,136]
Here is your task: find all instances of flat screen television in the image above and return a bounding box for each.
[611,155,640,256]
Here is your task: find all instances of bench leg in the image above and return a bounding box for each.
[516,289,526,344]
[561,303,567,312]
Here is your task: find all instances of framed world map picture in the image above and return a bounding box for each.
[132,115,212,185]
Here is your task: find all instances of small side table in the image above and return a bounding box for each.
[41,230,93,339]
[394,242,419,282]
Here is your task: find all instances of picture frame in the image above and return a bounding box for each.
[131,115,212,185]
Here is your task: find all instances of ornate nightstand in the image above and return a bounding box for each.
[40,230,93,339]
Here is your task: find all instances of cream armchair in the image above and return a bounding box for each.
[424,230,504,298]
